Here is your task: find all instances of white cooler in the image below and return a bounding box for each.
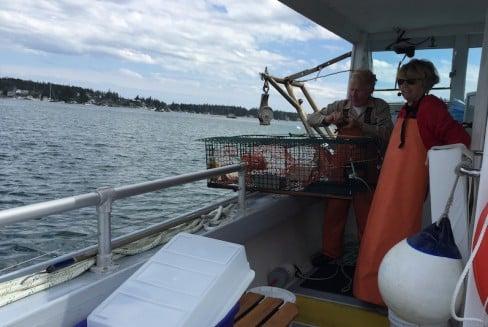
[88,232,255,327]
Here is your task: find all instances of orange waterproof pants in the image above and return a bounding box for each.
[322,125,374,258]
[322,192,373,258]
[353,118,428,306]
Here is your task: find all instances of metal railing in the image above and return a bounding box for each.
[0,164,246,274]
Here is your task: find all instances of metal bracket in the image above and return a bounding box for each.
[458,166,480,178]
[96,186,114,214]
[457,159,480,178]
[238,165,246,215]
[92,186,117,273]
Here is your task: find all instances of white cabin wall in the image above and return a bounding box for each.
[464,8,488,326]
[350,32,372,71]
[450,35,469,102]
[243,200,324,287]
[349,32,372,98]
[470,18,488,155]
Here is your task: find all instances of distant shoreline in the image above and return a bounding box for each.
[0,77,300,122]
[0,97,301,122]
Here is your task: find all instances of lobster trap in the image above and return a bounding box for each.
[204,135,380,198]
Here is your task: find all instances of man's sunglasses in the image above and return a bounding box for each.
[397,78,422,86]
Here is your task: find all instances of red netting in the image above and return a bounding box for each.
[204,135,379,197]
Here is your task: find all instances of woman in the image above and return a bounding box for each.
[353,59,470,306]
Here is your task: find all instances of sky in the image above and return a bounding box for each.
[0,0,481,112]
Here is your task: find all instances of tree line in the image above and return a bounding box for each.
[0,77,299,121]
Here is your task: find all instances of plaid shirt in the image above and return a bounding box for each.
[308,97,393,155]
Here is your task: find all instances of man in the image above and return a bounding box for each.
[307,69,393,265]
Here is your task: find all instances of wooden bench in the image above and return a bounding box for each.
[234,292,299,327]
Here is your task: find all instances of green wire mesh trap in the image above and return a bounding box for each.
[204,135,380,197]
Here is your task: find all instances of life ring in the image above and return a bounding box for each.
[473,202,488,311]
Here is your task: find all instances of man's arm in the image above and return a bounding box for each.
[307,101,344,127]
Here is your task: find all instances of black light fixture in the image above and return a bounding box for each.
[393,44,415,58]
[386,29,416,58]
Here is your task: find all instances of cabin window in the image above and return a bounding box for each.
[371,49,453,103]
[466,47,481,97]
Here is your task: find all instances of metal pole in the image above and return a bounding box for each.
[284,82,311,132]
[284,82,330,139]
[238,166,246,214]
[284,82,331,139]
[0,193,99,227]
[264,76,314,136]
[284,51,352,81]
[0,164,245,277]
[93,187,115,273]
[300,85,334,137]
[113,164,242,200]
[0,194,247,282]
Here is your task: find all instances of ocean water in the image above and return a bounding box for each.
[0,99,300,273]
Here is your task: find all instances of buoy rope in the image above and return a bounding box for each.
[438,174,460,225]
[437,158,472,225]
[450,209,488,324]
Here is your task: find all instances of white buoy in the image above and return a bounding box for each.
[378,239,463,325]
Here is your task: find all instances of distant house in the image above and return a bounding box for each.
[6,90,16,97]
[15,89,29,97]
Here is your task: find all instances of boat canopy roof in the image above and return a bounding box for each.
[278,0,487,50]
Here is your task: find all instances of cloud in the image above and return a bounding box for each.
[435,59,452,86]
[465,63,480,93]
[118,68,143,79]
[372,59,396,83]
[0,0,348,108]
[306,83,347,105]
[0,1,334,69]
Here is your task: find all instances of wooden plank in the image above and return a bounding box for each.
[234,297,283,327]
[235,292,264,321]
[262,302,299,327]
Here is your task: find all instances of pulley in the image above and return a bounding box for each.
[258,91,273,126]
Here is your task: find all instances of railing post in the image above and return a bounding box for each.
[92,186,116,273]
[238,165,246,215]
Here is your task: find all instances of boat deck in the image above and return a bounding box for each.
[287,265,388,327]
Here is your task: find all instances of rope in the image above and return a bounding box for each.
[436,158,473,225]
[450,212,487,325]
[349,161,373,193]
[0,203,237,308]
[296,242,357,293]
[437,174,460,225]
[0,258,95,307]
[296,69,351,83]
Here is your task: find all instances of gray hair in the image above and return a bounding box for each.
[350,69,377,91]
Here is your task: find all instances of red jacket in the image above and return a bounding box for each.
[398,95,471,150]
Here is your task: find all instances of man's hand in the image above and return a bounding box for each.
[324,111,343,124]
[343,118,362,130]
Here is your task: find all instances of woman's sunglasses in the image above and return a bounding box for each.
[397,78,421,86]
